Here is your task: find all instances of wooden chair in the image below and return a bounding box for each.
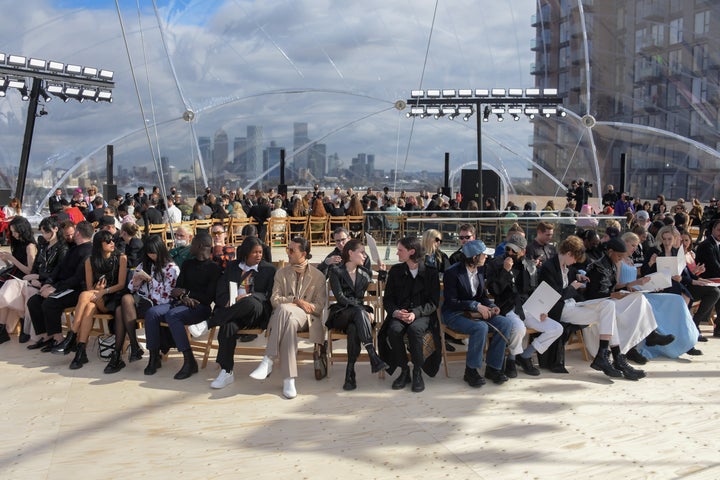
[345,215,365,239]
[438,320,471,377]
[308,215,329,245]
[187,325,218,368]
[564,328,590,361]
[193,218,213,235]
[228,217,250,245]
[147,223,168,240]
[266,217,289,247]
[287,216,309,240]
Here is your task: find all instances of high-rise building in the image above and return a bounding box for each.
[212,129,229,184]
[233,136,248,175]
[264,141,283,181]
[308,142,327,180]
[531,0,720,200]
[293,122,310,173]
[246,125,263,180]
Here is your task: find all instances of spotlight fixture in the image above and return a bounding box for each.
[28,58,46,69]
[475,89,490,97]
[410,90,424,98]
[441,89,456,97]
[457,89,472,97]
[39,85,52,102]
[97,90,112,102]
[491,88,506,96]
[7,79,25,89]
[410,106,425,116]
[524,107,539,119]
[0,79,6,97]
[541,106,557,117]
[425,106,441,116]
[482,106,491,122]
[19,87,29,101]
[458,105,473,121]
[47,61,64,72]
[426,89,441,98]
[508,106,522,121]
[508,88,523,96]
[558,107,567,117]
[8,55,26,67]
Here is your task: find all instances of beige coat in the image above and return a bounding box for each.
[270,264,327,344]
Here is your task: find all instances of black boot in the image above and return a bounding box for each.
[174,350,198,380]
[52,330,77,355]
[104,350,126,374]
[391,367,411,390]
[144,349,162,375]
[645,330,675,347]
[411,367,425,392]
[590,348,623,378]
[516,355,541,376]
[0,326,9,344]
[128,343,144,362]
[69,342,88,370]
[504,355,518,378]
[343,363,357,391]
[625,346,648,365]
[484,366,508,385]
[612,353,645,381]
[463,366,485,388]
[365,345,388,373]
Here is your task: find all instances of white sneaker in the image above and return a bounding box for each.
[210,369,234,389]
[283,377,297,399]
[249,356,273,380]
[188,321,208,338]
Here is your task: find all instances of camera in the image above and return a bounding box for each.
[626,196,634,202]
[583,182,593,188]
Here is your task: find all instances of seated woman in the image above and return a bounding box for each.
[326,238,388,391]
[143,233,221,380]
[0,216,37,289]
[618,232,698,360]
[421,228,450,273]
[0,217,64,344]
[119,222,144,269]
[379,236,440,393]
[641,225,719,344]
[442,240,514,387]
[53,229,128,370]
[104,235,179,374]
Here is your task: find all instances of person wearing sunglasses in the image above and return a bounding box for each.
[210,223,236,273]
[52,229,128,370]
[448,224,477,266]
[421,229,449,273]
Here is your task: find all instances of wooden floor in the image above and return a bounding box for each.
[2,323,720,480]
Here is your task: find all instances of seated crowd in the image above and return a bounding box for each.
[1,187,718,401]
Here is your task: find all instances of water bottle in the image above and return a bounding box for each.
[577,269,587,287]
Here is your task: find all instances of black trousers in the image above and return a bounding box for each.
[386,316,430,369]
[687,284,720,329]
[27,290,81,336]
[215,297,265,371]
[327,305,373,364]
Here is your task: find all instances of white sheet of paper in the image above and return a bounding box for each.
[365,233,380,264]
[657,256,682,277]
[635,272,672,292]
[522,281,561,321]
[229,281,238,306]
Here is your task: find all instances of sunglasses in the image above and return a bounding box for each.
[334,237,349,243]
[103,238,114,244]
[211,231,225,235]
[458,235,472,240]
[435,238,442,243]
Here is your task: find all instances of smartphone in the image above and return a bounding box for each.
[98,274,106,283]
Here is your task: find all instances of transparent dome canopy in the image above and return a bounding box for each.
[0,0,718,215]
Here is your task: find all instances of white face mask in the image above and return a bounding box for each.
[174,239,188,247]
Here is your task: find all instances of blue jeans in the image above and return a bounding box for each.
[442,310,512,370]
[144,302,211,352]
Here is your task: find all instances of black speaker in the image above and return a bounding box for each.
[104,184,118,202]
[459,169,501,209]
[0,189,11,206]
[277,184,288,197]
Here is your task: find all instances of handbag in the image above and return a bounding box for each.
[97,334,116,361]
[313,341,328,380]
[133,292,154,319]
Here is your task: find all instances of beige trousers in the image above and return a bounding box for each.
[265,303,325,378]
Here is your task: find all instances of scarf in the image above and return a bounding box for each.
[292,259,309,274]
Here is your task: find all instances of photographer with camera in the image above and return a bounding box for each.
[565,181,578,205]
[602,185,619,208]
[614,192,635,217]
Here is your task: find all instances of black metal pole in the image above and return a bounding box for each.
[278,148,287,197]
[619,152,626,194]
[442,152,451,198]
[477,111,483,208]
[15,77,42,204]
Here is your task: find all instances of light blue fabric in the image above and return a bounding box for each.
[619,262,696,358]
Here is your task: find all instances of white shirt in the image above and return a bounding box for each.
[164,204,182,224]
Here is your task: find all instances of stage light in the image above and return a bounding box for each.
[491,88,506,96]
[475,89,490,97]
[8,55,26,66]
[98,70,114,81]
[525,88,540,96]
[19,87,29,101]
[426,89,441,98]
[48,61,64,72]
[65,64,82,75]
[28,58,46,69]
[442,89,456,97]
[410,90,424,98]
[508,88,523,96]
[458,89,472,97]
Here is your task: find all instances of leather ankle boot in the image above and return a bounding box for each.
[174,350,198,380]
[104,350,126,374]
[411,367,425,393]
[343,363,357,391]
[128,343,144,362]
[590,348,623,378]
[391,367,411,390]
[69,342,88,370]
[52,330,77,355]
[144,349,162,375]
[366,345,388,373]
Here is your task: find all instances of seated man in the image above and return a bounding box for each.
[249,236,327,399]
[169,225,193,267]
[143,233,221,380]
[205,236,276,389]
[441,240,513,387]
[486,234,562,376]
[318,227,371,276]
